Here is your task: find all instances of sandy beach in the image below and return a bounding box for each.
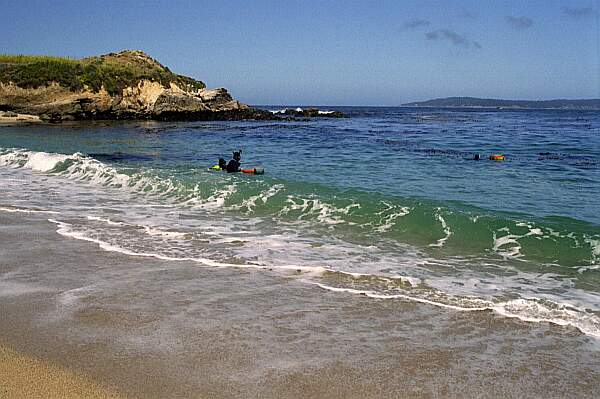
[0,343,121,398]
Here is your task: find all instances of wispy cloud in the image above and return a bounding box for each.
[425,29,481,49]
[505,16,534,30]
[562,6,594,18]
[403,19,430,29]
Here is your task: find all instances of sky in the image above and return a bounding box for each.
[1,0,599,105]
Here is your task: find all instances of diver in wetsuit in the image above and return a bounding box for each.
[209,158,228,171]
[226,150,242,173]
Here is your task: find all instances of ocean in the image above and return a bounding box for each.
[1,106,599,342]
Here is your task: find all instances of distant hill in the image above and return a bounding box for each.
[403,97,600,110]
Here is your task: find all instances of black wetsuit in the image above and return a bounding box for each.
[226,159,240,173]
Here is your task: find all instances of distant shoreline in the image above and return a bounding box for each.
[402,96,600,111]
[254,104,600,111]
[400,104,600,111]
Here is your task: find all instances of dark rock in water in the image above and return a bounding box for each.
[272,107,345,118]
[154,107,275,122]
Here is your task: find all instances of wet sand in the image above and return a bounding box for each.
[1,211,600,398]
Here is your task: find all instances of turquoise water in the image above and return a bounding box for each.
[1,107,599,337]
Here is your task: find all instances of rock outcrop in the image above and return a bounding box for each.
[0,50,274,121]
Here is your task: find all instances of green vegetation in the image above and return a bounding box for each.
[0,51,205,96]
[0,54,78,64]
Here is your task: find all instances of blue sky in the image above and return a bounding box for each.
[1,0,599,105]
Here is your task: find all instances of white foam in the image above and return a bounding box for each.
[267,107,303,114]
[279,196,360,226]
[492,298,600,338]
[492,233,523,258]
[578,265,600,274]
[86,216,126,226]
[314,282,600,338]
[190,184,237,210]
[0,148,28,168]
[48,218,330,276]
[0,149,190,200]
[142,225,189,239]
[0,148,73,172]
[312,282,490,311]
[24,152,70,172]
[585,237,600,259]
[0,206,59,214]
[231,184,283,212]
[389,274,421,286]
[87,215,189,239]
[429,209,452,247]
[0,149,261,212]
[374,202,410,233]
[492,222,544,259]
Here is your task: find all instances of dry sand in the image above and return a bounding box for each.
[0,344,122,399]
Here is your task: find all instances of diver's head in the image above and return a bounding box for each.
[219,158,227,168]
[233,150,242,161]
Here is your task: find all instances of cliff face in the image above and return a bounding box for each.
[0,50,271,121]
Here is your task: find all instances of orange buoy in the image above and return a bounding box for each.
[241,167,265,175]
[489,154,505,161]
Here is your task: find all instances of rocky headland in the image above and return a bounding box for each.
[0,50,347,122]
[0,50,275,122]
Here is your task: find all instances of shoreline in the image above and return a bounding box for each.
[400,104,600,111]
[1,211,600,398]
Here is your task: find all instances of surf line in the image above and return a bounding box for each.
[0,206,59,214]
[309,282,600,339]
[45,219,600,339]
[46,218,423,286]
[47,218,330,275]
[309,281,489,311]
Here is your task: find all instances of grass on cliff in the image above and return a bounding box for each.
[0,53,205,96]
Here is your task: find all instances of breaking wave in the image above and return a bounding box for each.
[2,146,600,338]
